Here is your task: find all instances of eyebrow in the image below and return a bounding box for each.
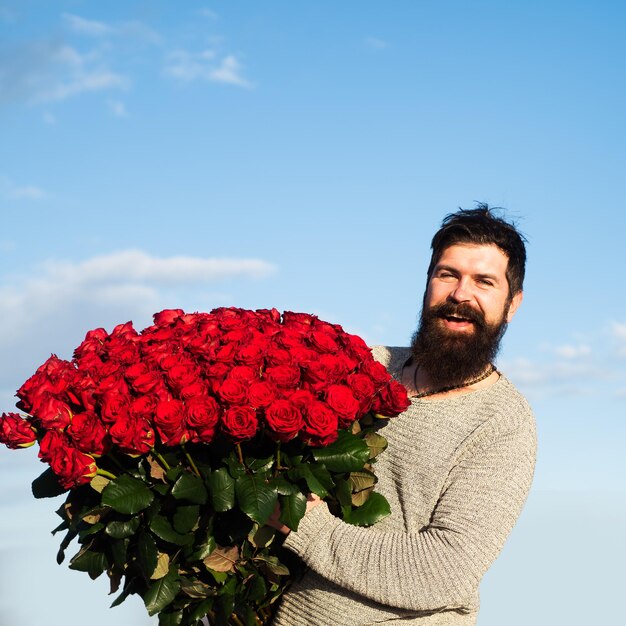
[435,264,501,284]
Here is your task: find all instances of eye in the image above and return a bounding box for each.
[477,278,494,287]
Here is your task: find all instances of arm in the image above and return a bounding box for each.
[281,418,536,612]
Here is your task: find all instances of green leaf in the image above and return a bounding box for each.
[312,430,371,473]
[32,467,67,498]
[105,516,141,539]
[287,465,328,498]
[308,463,335,492]
[173,504,200,534]
[69,547,108,579]
[349,470,377,493]
[208,467,235,512]
[270,476,300,496]
[363,432,388,458]
[255,554,290,576]
[56,528,78,564]
[157,608,184,626]
[235,475,277,525]
[245,455,274,473]
[187,535,216,562]
[144,567,181,616]
[102,474,154,515]
[189,598,215,622]
[245,574,267,603]
[248,524,275,549]
[109,537,130,569]
[110,577,138,608]
[150,515,194,546]
[136,531,158,579]
[171,472,208,504]
[279,492,307,532]
[334,477,353,508]
[342,491,391,526]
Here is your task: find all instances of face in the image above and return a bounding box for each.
[424,243,522,332]
[411,243,523,386]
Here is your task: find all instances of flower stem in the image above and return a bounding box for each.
[182,444,201,477]
[151,449,171,472]
[96,468,117,480]
[236,443,244,465]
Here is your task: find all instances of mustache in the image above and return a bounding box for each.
[428,302,486,328]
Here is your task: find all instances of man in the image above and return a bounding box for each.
[271,206,537,625]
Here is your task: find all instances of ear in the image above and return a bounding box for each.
[506,291,523,323]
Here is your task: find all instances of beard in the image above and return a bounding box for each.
[410,300,509,388]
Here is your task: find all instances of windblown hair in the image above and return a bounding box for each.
[427,203,527,296]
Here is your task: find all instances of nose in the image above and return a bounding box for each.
[448,277,473,303]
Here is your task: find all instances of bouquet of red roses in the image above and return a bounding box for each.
[0,307,408,625]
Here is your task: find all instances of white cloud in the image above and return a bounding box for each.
[552,343,592,359]
[41,250,276,285]
[164,50,251,87]
[612,322,626,356]
[107,99,127,117]
[198,8,218,19]
[63,13,112,37]
[0,250,277,386]
[0,41,128,105]
[63,13,161,44]
[0,176,48,201]
[365,37,388,50]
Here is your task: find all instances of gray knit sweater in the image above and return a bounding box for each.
[272,346,536,626]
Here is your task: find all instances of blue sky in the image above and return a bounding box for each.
[1,2,624,625]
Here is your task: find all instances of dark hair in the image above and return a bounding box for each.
[427,203,527,296]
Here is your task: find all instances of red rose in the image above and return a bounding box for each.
[265,365,301,388]
[109,414,155,455]
[288,388,315,411]
[154,399,188,446]
[179,381,208,401]
[309,329,339,354]
[265,346,292,366]
[248,381,277,408]
[153,309,185,325]
[325,384,361,427]
[282,311,316,330]
[218,378,248,405]
[302,401,338,447]
[341,333,372,361]
[373,380,410,416]
[264,400,303,442]
[228,366,258,384]
[221,406,258,442]
[39,430,97,489]
[67,411,110,456]
[0,412,37,449]
[99,391,130,425]
[347,372,376,412]
[186,396,220,443]
[32,393,73,431]
[361,359,390,389]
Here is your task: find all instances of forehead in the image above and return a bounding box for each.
[435,243,509,276]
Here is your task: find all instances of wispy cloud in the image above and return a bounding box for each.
[63,13,112,37]
[0,176,48,200]
[365,37,388,50]
[501,322,626,400]
[164,50,251,87]
[198,8,218,20]
[0,41,128,105]
[107,99,127,117]
[62,13,161,44]
[612,322,626,357]
[0,250,277,384]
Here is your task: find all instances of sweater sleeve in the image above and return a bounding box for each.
[282,416,536,612]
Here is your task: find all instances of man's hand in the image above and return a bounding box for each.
[266,494,324,536]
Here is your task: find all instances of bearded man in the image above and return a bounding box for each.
[271,206,537,626]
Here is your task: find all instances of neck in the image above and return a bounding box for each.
[404,360,498,399]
